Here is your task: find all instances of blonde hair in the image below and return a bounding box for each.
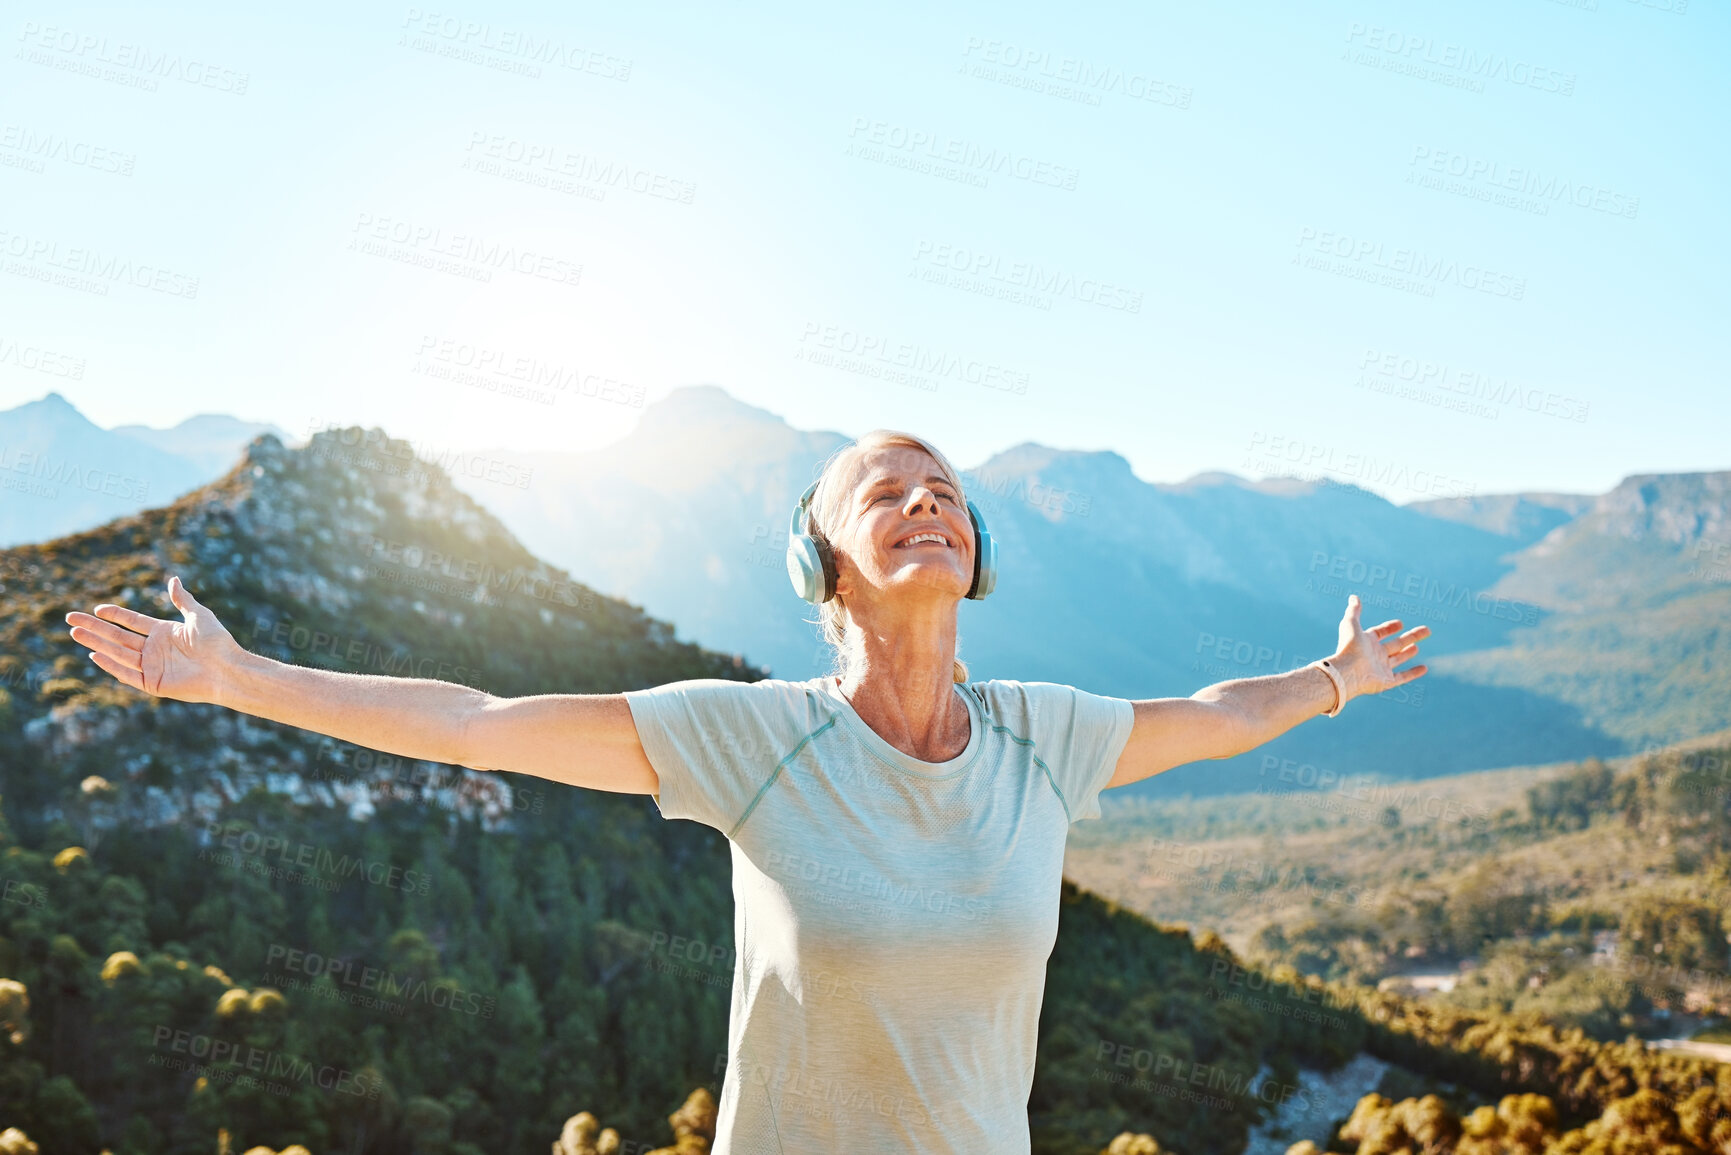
[804,430,972,685]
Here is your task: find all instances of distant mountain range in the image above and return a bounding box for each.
[0,391,287,548]
[434,386,1729,792]
[5,387,1727,794]
[0,421,1444,1155]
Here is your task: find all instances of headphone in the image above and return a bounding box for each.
[785,478,998,604]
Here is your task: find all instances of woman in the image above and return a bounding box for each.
[64,428,1428,1153]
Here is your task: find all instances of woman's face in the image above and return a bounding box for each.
[832,446,976,603]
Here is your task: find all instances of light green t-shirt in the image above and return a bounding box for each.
[623,674,1136,1154]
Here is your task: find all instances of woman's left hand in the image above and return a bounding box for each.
[1331,594,1429,703]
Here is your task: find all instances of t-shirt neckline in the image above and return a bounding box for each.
[818,675,983,779]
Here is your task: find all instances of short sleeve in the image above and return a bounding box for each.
[1016,680,1136,824]
[622,678,812,834]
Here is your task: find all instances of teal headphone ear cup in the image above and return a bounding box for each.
[965,498,997,600]
[786,480,839,603]
[786,533,837,603]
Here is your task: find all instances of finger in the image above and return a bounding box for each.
[1345,594,1362,627]
[1388,644,1421,664]
[68,625,145,670]
[1396,625,1430,643]
[85,603,163,637]
[1396,664,1427,683]
[89,650,146,693]
[168,574,197,614]
[66,616,145,655]
[1369,619,1404,639]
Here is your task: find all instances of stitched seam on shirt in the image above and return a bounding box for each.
[727,716,840,840]
[990,721,1071,823]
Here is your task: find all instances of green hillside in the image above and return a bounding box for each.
[2,427,1727,1154]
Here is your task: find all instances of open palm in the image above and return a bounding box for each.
[64,576,240,704]
[1334,593,1429,699]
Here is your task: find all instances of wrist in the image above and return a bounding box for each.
[214,645,268,710]
[1328,652,1359,703]
[1310,658,1348,717]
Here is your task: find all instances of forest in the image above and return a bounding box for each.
[1,428,1727,1153]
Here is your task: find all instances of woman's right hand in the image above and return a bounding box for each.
[65,576,244,705]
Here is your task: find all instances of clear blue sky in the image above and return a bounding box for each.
[2,0,1723,503]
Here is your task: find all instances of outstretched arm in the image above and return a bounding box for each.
[65,575,659,795]
[1104,594,1429,789]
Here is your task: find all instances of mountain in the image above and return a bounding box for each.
[1406,492,1596,547]
[443,386,1729,793]
[3,423,1727,1154]
[423,385,853,680]
[112,411,291,475]
[1426,472,1731,752]
[0,423,1410,1154]
[0,391,288,548]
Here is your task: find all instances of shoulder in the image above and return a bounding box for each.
[971,678,1079,713]
[625,676,837,727]
[973,679,1132,732]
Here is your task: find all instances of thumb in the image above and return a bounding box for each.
[168,575,198,615]
[1346,593,1362,629]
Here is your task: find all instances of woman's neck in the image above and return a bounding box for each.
[836,641,969,763]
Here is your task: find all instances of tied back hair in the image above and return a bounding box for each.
[804,430,972,685]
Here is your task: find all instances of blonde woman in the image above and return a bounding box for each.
[65,428,1429,1153]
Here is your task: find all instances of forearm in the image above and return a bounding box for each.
[218,647,488,766]
[1196,661,1342,758]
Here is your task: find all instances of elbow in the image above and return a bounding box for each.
[1216,705,1259,761]
[452,690,497,770]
